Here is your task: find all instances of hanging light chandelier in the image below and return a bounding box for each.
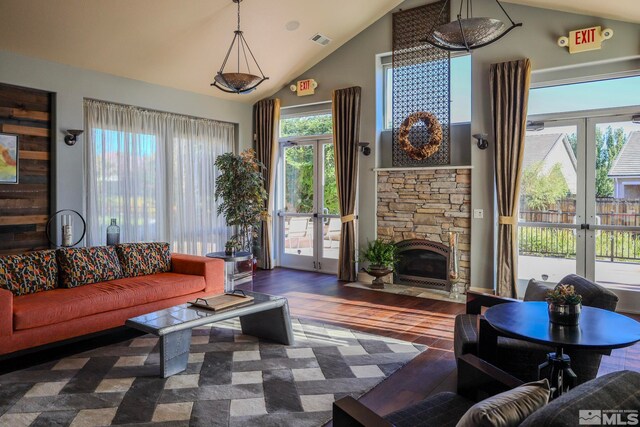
[211,0,268,94]
[423,0,522,52]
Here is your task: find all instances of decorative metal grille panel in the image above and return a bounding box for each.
[392,1,450,166]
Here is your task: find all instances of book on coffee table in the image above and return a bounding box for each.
[188,291,255,312]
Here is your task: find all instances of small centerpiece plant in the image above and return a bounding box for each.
[546,284,583,326]
[359,239,399,289]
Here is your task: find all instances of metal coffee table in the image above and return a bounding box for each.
[126,291,294,377]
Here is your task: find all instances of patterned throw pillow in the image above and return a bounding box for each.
[57,246,123,288]
[115,242,171,278]
[0,250,58,296]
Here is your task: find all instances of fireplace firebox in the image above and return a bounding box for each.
[394,239,450,291]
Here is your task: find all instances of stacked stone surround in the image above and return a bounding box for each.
[376,168,471,289]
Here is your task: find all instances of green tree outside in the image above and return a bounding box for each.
[565,126,626,197]
[521,161,570,210]
[282,113,339,214]
[280,114,332,138]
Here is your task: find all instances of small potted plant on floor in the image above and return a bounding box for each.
[546,284,583,326]
[359,239,399,289]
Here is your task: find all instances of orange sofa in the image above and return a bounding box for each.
[0,253,224,356]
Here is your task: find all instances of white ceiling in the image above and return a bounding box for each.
[503,0,640,25]
[0,0,637,104]
[0,0,404,103]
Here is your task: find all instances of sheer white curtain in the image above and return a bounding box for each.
[168,116,233,254]
[85,99,234,254]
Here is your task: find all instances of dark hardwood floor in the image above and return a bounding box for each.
[2,267,638,420]
[247,267,640,416]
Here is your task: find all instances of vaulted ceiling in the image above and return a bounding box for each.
[503,0,640,25]
[0,0,637,104]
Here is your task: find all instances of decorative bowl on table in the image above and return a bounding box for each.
[547,302,581,326]
[546,284,583,326]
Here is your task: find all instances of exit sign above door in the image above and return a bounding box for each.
[557,26,614,54]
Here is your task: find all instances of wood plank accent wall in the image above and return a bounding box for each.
[0,83,53,254]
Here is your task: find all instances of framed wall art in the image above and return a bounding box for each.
[0,133,18,184]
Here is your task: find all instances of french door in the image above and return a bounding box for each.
[518,109,640,288]
[277,138,340,273]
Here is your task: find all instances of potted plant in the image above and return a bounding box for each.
[546,284,583,326]
[224,237,238,256]
[359,239,399,289]
[215,149,268,263]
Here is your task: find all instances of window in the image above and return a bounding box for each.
[383,54,471,129]
[85,100,234,254]
[518,74,640,289]
[280,113,333,137]
[528,75,640,116]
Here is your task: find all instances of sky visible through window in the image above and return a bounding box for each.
[528,75,640,116]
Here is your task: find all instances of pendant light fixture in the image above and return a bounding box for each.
[211,0,268,94]
[423,0,522,52]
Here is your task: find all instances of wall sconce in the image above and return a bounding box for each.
[358,142,371,156]
[472,133,488,150]
[64,129,84,146]
[526,121,545,132]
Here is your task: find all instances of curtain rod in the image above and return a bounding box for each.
[84,98,237,127]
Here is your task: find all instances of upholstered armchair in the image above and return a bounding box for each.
[454,274,619,384]
[333,354,524,427]
[333,359,640,427]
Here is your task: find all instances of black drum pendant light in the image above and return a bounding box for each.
[211,0,268,94]
[423,0,522,52]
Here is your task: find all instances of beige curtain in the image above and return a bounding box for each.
[332,87,361,281]
[253,98,280,269]
[490,59,532,297]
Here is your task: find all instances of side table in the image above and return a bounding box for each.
[205,251,252,292]
[482,301,640,398]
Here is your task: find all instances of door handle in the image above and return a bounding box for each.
[580,224,590,230]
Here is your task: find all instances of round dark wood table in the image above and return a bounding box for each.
[484,301,640,397]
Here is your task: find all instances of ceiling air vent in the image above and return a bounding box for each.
[310,33,332,46]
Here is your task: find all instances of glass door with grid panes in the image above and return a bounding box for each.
[518,111,640,290]
[277,137,340,273]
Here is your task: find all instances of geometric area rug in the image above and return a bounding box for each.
[0,318,426,427]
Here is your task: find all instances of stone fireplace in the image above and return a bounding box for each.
[376,167,471,291]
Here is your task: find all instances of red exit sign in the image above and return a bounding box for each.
[296,79,317,96]
[566,26,610,54]
[574,27,597,45]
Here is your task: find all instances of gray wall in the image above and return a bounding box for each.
[0,50,253,224]
[466,3,639,290]
[273,0,640,290]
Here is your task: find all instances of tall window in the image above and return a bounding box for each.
[383,54,471,129]
[85,100,234,254]
[517,75,640,289]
